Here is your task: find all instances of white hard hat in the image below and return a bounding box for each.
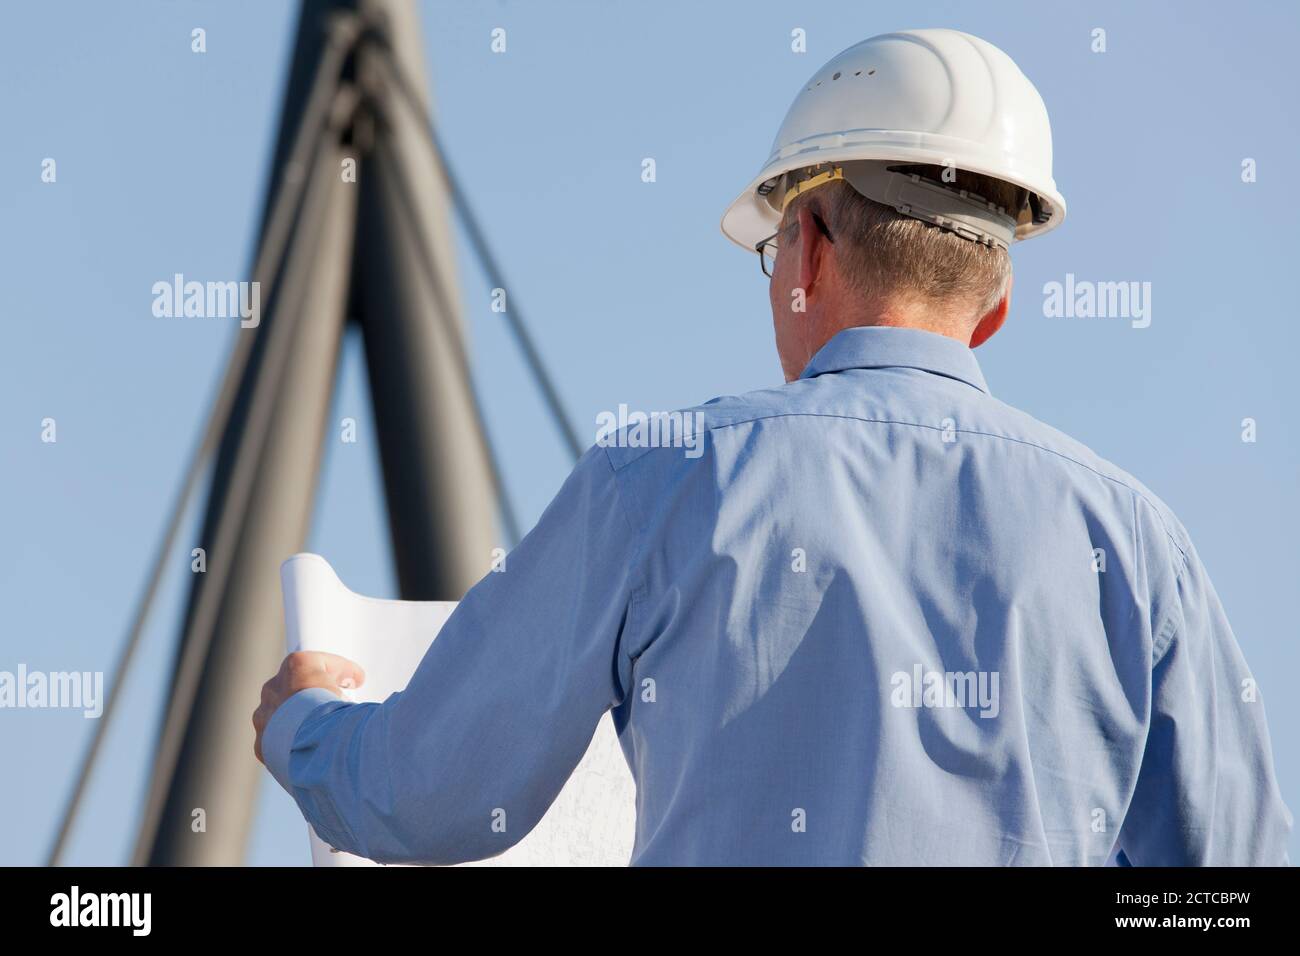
[721,29,1066,253]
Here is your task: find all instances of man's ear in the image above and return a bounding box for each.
[969,274,1012,348]
[797,205,828,297]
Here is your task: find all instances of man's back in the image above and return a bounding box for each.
[262,326,1291,867]
[603,326,1291,865]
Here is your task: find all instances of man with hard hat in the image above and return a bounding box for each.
[255,29,1291,865]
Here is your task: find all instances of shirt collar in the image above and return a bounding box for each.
[798,326,990,395]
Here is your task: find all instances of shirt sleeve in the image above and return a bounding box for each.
[1117,540,1293,865]
[263,444,644,864]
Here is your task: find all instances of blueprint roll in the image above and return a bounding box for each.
[279,553,637,867]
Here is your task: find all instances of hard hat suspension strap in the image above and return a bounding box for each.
[779,166,845,212]
[775,161,1019,251]
[849,162,1018,250]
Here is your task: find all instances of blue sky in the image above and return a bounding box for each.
[1,0,1296,865]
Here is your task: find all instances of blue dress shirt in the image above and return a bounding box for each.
[264,326,1292,866]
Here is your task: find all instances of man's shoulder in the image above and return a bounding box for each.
[596,382,799,472]
[981,397,1193,563]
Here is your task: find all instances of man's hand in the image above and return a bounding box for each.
[253,651,365,765]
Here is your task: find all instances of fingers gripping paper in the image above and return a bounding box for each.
[279,553,637,866]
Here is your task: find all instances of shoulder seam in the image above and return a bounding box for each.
[599,444,652,696]
[1151,550,1192,667]
[598,443,650,585]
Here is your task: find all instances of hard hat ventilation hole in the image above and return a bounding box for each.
[867,69,876,75]
[854,70,861,76]
[833,72,841,80]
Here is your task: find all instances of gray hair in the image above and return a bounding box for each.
[782,165,1027,322]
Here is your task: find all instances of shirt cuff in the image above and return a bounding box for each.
[262,687,344,793]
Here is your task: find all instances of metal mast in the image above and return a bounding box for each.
[130,0,498,866]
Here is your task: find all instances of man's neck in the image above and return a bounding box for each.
[827,299,974,343]
[780,295,978,382]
